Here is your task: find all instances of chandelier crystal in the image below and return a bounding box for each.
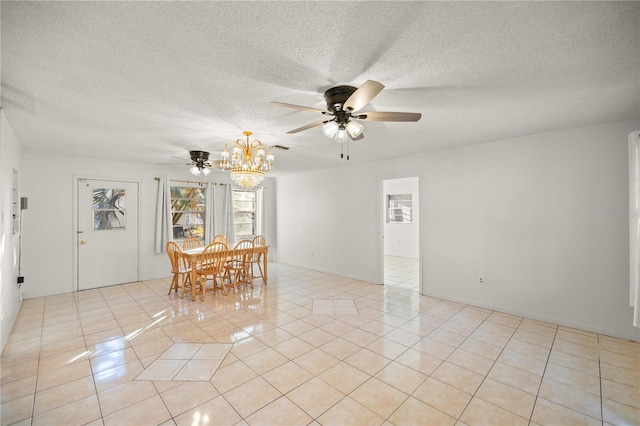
[220,131,274,188]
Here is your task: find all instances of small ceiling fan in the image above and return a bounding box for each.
[187,150,216,176]
[160,151,220,176]
[271,80,422,144]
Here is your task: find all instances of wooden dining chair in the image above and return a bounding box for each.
[194,242,228,300]
[166,241,191,295]
[212,234,229,247]
[182,237,202,250]
[250,235,266,283]
[223,240,254,293]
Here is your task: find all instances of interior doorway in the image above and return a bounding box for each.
[382,177,420,291]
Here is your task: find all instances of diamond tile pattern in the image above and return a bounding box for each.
[1,262,638,425]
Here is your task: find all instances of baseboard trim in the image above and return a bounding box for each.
[423,290,640,343]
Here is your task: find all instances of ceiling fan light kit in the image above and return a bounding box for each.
[271,80,421,159]
[220,131,274,188]
[346,121,363,138]
[322,121,339,138]
[334,126,349,144]
[188,150,213,176]
[190,166,211,176]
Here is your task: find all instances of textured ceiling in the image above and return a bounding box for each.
[2,1,639,176]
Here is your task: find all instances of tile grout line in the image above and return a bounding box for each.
[379,306,467,423]
[455,313,525,423]
[259,296,406,423]
[528,323,559,426]
[90,288,118,423]
[28,300,46,424]
[541,330,612,423]
[101,288,171,421]
[598,334,604,425]
[384,304,519,422]
[291,317,386,422]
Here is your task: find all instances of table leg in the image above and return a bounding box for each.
[189,259,197,301]
[263,250,268,284]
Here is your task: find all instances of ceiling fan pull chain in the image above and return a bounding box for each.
[340,142,344,159]
[347,140,350,161]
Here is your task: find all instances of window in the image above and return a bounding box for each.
[232,189,256,238]
[387,193,412,223]
[93,188,126,230]
[170,185,205,242]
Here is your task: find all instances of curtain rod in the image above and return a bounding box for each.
[154,177,226,186]
[154,178,266,190]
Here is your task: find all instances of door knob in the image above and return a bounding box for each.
[80,240,87,245]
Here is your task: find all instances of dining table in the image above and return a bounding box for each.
[181,244,269,301]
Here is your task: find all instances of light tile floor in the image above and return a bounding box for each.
[312,300,358,316]
[135,343,232,382]
[384,255,419,291]
[1,262,639,425]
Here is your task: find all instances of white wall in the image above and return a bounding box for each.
[20,151,276,298]
[276,164,382,283]
[0,111,23,351]
[383,177,419,258]
[277,119,640,341]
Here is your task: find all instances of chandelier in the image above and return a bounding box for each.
[220,131,274,188]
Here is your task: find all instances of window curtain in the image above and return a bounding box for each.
[154,177,172,254]
[224,184,235,245]
[629,131,640,327]
[256,186,266,237]
[204,182,215,244]
[207,183,228,241]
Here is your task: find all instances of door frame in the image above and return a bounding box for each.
[72,175,141,291]
[377,172,423,293]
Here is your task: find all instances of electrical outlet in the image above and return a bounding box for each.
[478,276,484,285]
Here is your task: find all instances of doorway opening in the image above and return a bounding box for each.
[382,176,420,292]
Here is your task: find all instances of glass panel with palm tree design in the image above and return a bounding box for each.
[93,188,126,230]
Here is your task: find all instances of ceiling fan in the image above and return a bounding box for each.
[187,150,216,176]
[271,80,422,145]
[159,150,219,176]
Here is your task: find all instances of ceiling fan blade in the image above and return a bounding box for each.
[271,101,328,114]
[287,121,327,134]
[343,80,385,112]
[356,111,422,122]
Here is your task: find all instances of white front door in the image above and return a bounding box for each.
[77,178,139,290]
